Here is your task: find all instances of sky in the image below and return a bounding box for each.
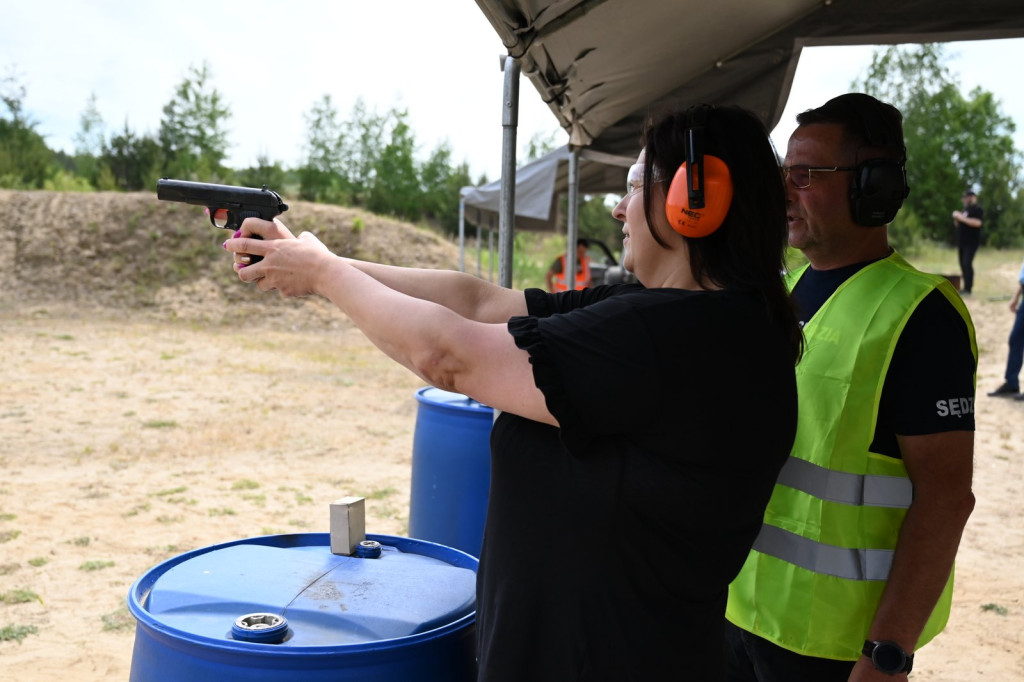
[4,1,1024,182]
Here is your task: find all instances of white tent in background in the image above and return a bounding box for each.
[461,146,630,234]
[456,145,631,277]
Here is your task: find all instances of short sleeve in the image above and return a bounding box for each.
[877,290,976,443]
[509,287,710,456]
[508,289,666,452]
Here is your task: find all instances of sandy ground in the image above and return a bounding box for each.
[1,263,1023,680]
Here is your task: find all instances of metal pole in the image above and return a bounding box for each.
[476,225,483,278]
[565,148,580,288]
[458,196,466,273]
[498,56,520,289]
[489,229,495,282]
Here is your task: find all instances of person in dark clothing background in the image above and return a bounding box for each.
[954,189,984,295]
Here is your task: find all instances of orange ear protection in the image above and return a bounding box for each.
[665,104,733,238]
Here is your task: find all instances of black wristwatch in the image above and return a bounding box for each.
[862,639,914,675]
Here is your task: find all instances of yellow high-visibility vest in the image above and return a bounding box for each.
[726,252,976,660]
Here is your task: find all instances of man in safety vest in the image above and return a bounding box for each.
[725,93,977,681]
[545,238,591,292]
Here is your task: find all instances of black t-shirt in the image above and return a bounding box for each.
[476,284,798,682]
[957,203,984,244]
[790,261,976,457]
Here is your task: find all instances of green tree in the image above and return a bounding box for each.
[237,155,287,193]
[340,98,387,206]
[854,44,1023,247]
[298,94,346,203]
[368,109,421,219]
[579,194,623,248]
[102,121,161,191]
[158,62,232,182]
[421,143,473,234]
[523,128,559,162]
[0,67,54,188]
[72,92,116,189]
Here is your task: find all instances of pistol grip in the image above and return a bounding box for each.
[248,234,264,264]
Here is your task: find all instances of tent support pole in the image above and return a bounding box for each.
[565,147,580,288]
[498,56,520,289]
[458,196,466,273]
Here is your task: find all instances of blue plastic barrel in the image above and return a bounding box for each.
[408,387,494,557]
[127,533,477,681]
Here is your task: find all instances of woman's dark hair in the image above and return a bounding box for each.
[641,104,802,361]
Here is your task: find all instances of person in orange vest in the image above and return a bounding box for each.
[545,238,591,292]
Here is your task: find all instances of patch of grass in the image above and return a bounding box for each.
[0,530,21,543]
[124,503,151,517]
[1,589,42,605]
[71,536,91,547]
[0,513,16,522]
[208,508,236,517]
[294,492,313,505]
[366,487,398,500]
[143,419,178,429]
[981,603,1008,616]
[0,624,38,643]
[0,563,18,575]
[153,486,187,497]
[27,557,47,568]
[156,515,183,524]
[79,560,115,571]
[232,479,260,490]
[101,606,134,632]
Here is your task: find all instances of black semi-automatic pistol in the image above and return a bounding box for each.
[157,178,288,263]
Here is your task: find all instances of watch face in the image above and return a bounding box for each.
[873,642,907,672]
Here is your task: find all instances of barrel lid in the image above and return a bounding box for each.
[415,387,493,413]
[129,534,476,648]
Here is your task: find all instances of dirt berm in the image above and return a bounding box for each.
[0,189,460,327]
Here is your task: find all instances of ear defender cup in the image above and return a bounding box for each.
[665,155,733,238]
[850,158,910,227]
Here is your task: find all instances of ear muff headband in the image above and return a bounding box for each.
[665,105,734,238]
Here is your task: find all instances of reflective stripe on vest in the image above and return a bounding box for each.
[775,456,913,510]
[726,251,977,660]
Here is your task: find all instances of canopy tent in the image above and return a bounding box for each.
[471,0,1024,286]
[476,0,1024,157]
[461,145,630,233]
[456,145,629,277]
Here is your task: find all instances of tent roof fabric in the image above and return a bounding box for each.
[474,0,1024,158]
[461,146,630,232]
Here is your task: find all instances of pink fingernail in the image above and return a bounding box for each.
[221,241,228,249]
[233,230,242,238]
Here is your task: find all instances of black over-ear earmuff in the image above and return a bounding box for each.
[850,158,910,226]
[841,93,911,227]
[665,104,733,238]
